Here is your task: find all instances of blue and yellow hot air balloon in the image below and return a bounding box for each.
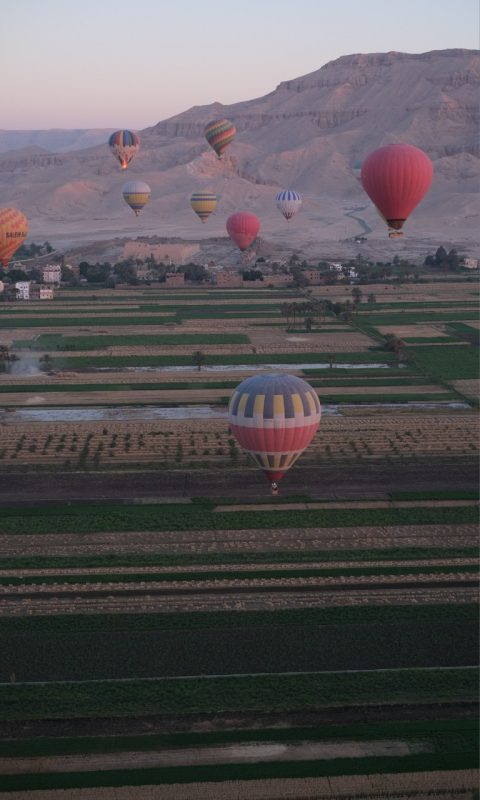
[108,130,140,169]
[190,191,218,223]
[122,181,151,216]
[228,373,321,492]
[204,119,236,158]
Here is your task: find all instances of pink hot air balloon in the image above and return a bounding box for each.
[228,373,321,493]
[226,212,260,251]
[360,143,433,236]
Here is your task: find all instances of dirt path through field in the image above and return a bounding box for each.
[0,737,429,775]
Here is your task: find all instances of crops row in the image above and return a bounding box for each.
[0,668,477,720]
[12,769,473,800]
[0,413,477,469]
[1,611,477,682]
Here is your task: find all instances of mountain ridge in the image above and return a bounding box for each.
[0,48,478,259]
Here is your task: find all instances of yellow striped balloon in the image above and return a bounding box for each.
[122,181,151,216]
[0,207,28,267]
[190,191,218,223]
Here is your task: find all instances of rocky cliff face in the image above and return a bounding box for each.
[0,49,478,249]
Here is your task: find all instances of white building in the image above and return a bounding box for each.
[15,281,30,300]
[462,257,479,270]
[43,264,62,284]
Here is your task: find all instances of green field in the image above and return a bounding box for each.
[0,501,477,535]
[1,280,478,790]
[409,344,480,380]
[1,667,477,721]
[0,545,476,571]
[16,332,251,350]
[1,603,477,682]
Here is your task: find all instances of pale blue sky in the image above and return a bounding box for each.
[2,0,478,129]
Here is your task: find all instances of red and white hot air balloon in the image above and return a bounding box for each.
[228,373,321,493]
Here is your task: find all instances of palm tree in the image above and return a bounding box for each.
[193,350,206,371]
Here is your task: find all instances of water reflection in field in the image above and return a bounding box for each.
[0,401,470,423]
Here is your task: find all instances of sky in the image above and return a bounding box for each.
[1,0,478,130]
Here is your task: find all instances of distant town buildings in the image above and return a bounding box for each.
[14,282,55,300]
[212,271,243,287]
[328,262,358,279]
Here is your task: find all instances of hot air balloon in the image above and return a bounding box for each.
[360,143,433,236]
[275,189,302,221]
[190,191,218,223]
[0,207,28,268]
[108,130,140,169]
[228,373,321,493]
[204,119,236,158]
[226,212,260,251]
[122,181,151,216]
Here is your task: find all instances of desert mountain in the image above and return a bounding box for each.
[0,129,116,154]
[0,49,478,259]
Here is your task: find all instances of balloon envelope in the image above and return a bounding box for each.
[109,130,140,169]
[360,143,433,232]
[226,212,260,251]
[228,373,321,482]
[190,191,218,223]
[122,181,151,215]
[275,189,302,221]
[0,207,28,268]
[204,119,236,158]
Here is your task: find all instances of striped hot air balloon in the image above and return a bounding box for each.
[0,207,28,268]
[275,189,302,221]
[108,130,140,169]
[228,373,321,491]
[204,119,236,158]
[122,181,151,216]
[360,143,433,236]
[190,191,218,223]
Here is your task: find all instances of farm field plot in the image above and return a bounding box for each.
[0,411,477,469]
[4,770,473,800]
[310,281,479,304]
[0,281,478,793]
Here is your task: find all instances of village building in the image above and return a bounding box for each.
[42,264,62,284]
[461,257,479,269]
[211,271,243,287]
[133,264,156,281]
[15,281,30,300]
[164,272,185,287]
[302,269,324,285]
[39,287,54,300]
